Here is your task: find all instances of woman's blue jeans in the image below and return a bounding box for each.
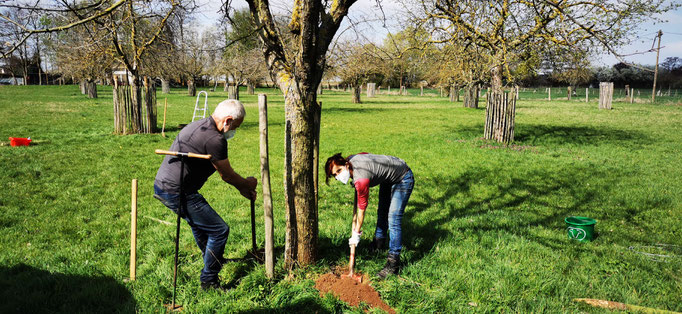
[154,184,229,283]
[375,169,414,256]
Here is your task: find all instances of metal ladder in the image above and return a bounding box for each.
[192,91,209,122]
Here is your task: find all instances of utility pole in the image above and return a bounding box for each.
[652,30,662,103]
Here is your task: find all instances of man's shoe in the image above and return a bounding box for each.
[368,237,387,252]
[376,253,400,279]
[201,281,226,291]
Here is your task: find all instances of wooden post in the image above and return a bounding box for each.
[548,88,551,101]
[586,88,589,103]
[161,98,168,137]
[313,102,321,198]
[630,88,635,104]
[567,86,572,101]
[130,179,138,280]
[258,94,275,279]
[420,86,424,96]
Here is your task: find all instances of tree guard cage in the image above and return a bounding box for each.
[599,82,614,109]
[113,77,157,134]
[484,91,516,144]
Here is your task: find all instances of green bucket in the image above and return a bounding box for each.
[565,216,597,242]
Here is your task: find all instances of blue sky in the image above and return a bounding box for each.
[196,1,682,67]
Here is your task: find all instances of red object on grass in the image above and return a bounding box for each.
[9,137,31,147]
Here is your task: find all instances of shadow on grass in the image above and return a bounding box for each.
[322,107,388,114]
[401,162,655,264]
[515,124,650,147]
[448,123,649,147]
[0,263,135,313]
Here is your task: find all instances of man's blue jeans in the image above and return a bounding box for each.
[375,169,414,256]
[154,184,229,283]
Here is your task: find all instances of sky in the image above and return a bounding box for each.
[195,0,682,67]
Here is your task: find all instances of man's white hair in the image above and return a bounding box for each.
[213,99,246,121]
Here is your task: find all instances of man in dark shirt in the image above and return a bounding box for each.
[154,99,257,290]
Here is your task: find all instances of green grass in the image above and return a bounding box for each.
[0,84,681,313]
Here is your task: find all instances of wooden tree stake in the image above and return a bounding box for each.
[161,98,168,137]
[130,179,138,280]
[258,94,275,279]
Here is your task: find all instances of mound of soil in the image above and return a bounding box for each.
[314,272,395,314]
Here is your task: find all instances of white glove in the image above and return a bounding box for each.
[348,230,362,247]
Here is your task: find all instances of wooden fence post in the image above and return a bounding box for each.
[258,94,275,279]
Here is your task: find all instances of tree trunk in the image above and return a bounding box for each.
[449,85,456,102]
[351,85,361,104]
[161,78,170,94]
[281,83,319,269]
[86,79,98,98]
[80,80,87,94]
[248,83,255,95]
[228,85,240,100]
[463,84,479,108]
[490,65,503,92]
[224,76,229,92]
[188,79,196,96]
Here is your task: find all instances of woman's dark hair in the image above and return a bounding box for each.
[325,153,349,185]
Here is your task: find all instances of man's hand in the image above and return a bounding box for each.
[239,176,257,200]
[348,230,362,247]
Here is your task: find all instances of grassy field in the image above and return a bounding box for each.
[0,84,680,313]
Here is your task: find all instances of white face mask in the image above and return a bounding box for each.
[223,122,236,141]
[335,167,351,184]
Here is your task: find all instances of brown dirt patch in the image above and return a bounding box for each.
[315,271,395,314]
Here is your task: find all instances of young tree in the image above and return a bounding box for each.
[233,0,358,268]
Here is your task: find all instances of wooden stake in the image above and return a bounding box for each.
[631,88,634,104]
[258,94,275,279]
[161,98,168,137]
[575,298,680,313]
[130,179,138,280]
[586,88,589,103]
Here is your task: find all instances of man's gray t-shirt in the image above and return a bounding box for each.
[154,117,228,194]
[348,153,409,187]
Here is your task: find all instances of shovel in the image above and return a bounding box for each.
[344,194,363,283]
